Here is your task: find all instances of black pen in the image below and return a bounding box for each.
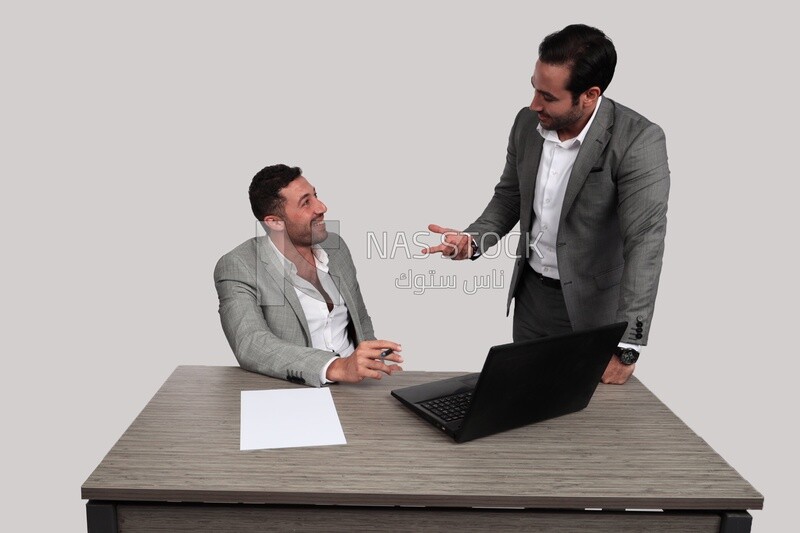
[379,348,393,358]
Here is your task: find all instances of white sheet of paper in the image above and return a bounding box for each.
[240,388,346,450]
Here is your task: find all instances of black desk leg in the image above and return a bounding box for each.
[86,501,117,533]
[720,511,752,533]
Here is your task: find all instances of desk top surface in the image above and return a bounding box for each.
[82,366,762,510]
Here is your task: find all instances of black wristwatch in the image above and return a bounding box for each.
[613,346,640,365]
[469,238,481,261]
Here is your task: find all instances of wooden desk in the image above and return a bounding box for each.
[82,366,762,532]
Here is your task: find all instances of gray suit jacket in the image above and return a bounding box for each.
[465,98,670,344]
[214,233,376,386]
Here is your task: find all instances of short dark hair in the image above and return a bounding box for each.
[248,164,303,220]
[539,24,617,103]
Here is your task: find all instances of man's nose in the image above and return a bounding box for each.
[530,93,542,112]
[316,199,327,214]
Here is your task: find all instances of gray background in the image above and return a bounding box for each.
[1,1,796,531]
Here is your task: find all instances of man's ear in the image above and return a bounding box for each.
[263,217,284,232]
[582,86,601,108]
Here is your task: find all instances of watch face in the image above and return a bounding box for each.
[619,349,639,365]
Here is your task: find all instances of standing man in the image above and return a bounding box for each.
[215,164,402,386]
[423,24,669,384]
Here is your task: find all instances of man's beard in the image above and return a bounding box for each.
[311,220,328,244]
[539,103,583,132]
[286,219,328,247]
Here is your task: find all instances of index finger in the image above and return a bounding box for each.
[428,223,458,235]
[361,339,403,351]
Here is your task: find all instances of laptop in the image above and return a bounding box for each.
[391,322,627,443]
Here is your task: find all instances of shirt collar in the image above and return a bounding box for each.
[267,235,330,277]
[537,95,603,147]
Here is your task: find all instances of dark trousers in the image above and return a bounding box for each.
[512,264,573,342]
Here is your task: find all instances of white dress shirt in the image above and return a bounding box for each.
[268,238,354,382]
[528,96,602,279]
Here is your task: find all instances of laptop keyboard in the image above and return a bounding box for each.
[420,391,473,422]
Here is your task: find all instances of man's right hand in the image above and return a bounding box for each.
[325,340,404,383]
[420,224,473,260]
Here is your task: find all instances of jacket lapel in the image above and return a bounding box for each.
[520,126,544,233]
[325,249,363,343]
[257,237,313,345]
[559,98,614,225]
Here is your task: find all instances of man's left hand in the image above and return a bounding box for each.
[601,357,635,384]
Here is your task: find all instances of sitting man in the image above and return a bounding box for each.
[214,164,402,386]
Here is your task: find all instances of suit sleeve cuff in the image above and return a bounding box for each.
[618,342,643,355]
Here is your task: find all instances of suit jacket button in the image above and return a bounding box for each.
[635,333,643,339]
